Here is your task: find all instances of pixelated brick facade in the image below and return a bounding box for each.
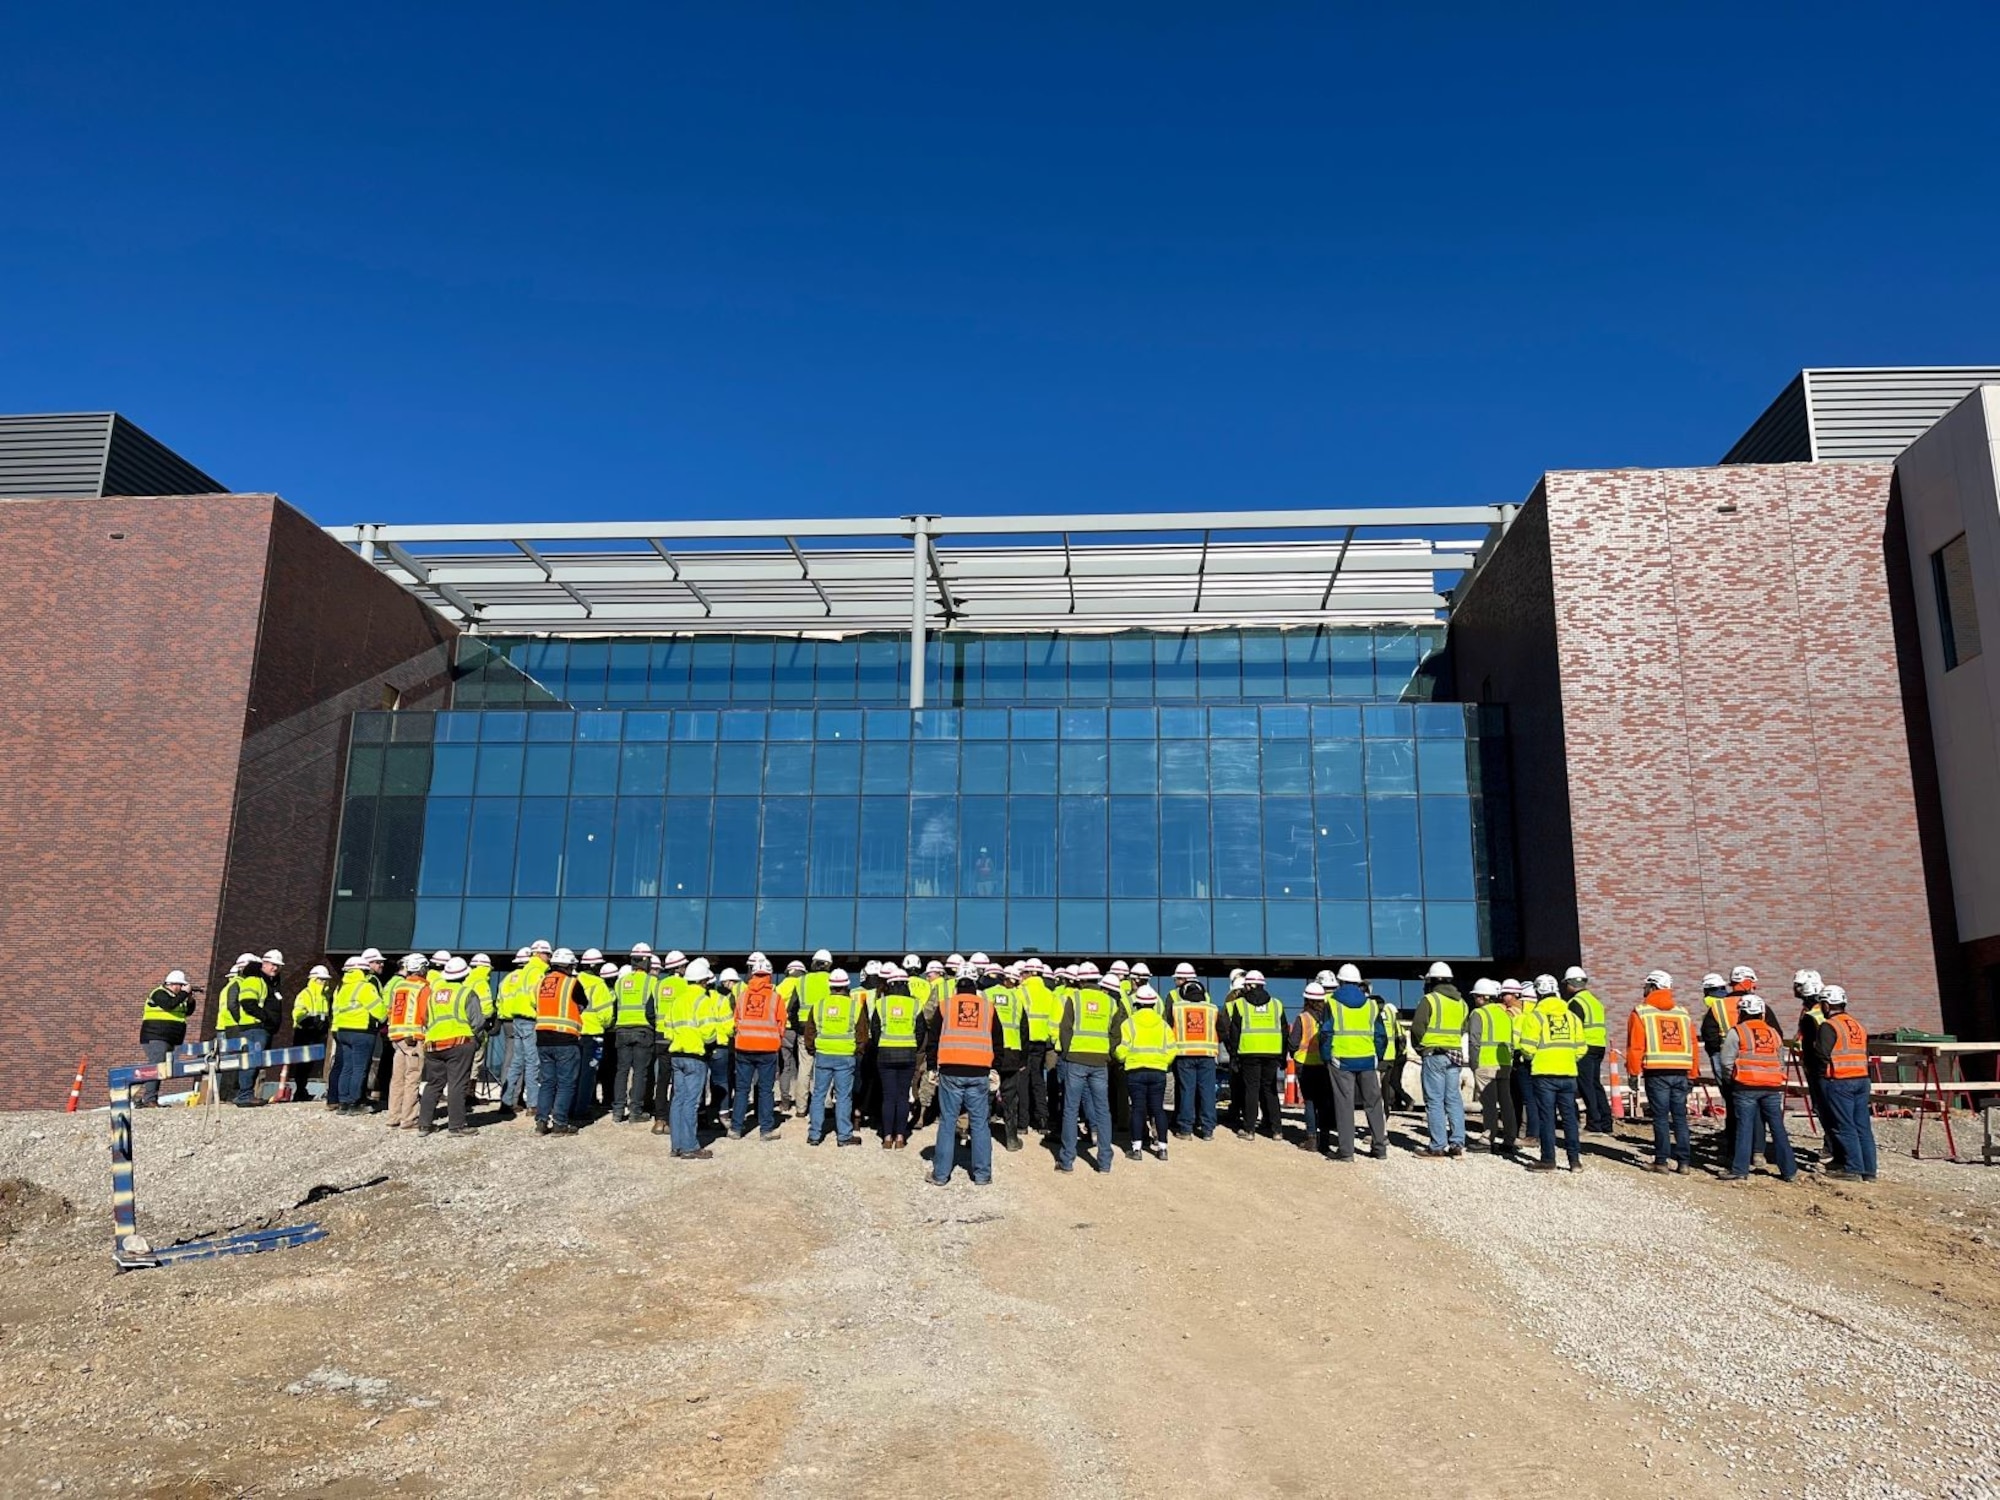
[1452,463,1953,1034]
[0,494,453,1110]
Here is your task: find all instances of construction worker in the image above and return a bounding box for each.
[1411,961,1468,1158]
[1709,965,1784,1167]
[1518,976,1584,1172]
[1289,982,1334,1157]
[138,970,199,1106]
[925,973,1002,1186]
[415,956,484,1135]
[573,953,616,1122]
[804,966,867,1147]
[1168,964,1219,1140]
[610,946,656,1122]
[1501,980,1532,1135]
[1467,978,1516,1156]
[1325,965,1390,1161]
[870,963,924,1148]
[1815,986,1878,1183]
[328,954,388,1113]
[1021,957,1061,1132]
[1056,969,1117,1174]
[1225,970,1284,1140]
[852,960,882,1130]
[1719,992,1797,1182]
[216,950,283,1107]
[657,957,716,1159]
[289,963,333,1103]
[730,955,786,1140]
[990,964,1031,1152]
[1793,969,1841,1172]
[495,945,544,1119]
[1563,966,1613,1134]
[776,957,814,1114]
[533,948,585,1136]
[698,967,737,1132]
[1627,969,1697,1173]
[1116,984,1175,1161]
[384,954,432,1129]
[1377,989,1412,1113]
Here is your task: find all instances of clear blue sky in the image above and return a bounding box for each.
[5,5,1997,526]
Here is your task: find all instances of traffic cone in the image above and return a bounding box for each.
[273,1063,293,1103]
[1608,1056,1625,1120]
[1283,1059,1301,1107]
[65,1057,88,1113]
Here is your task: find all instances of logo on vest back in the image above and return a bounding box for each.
[954,997,982,1027]
[1184,1012,1208,1040]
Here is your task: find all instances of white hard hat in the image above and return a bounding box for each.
[903,953,921,969]
[430,949,451,964]
[234,952,259,970]
[443,957,470,979]
[1471,978,1500,997]
[1174,962,1196,979]
[1336,963,1363,985]
[341,956,362,971]
[1701,972,1727,991]
[925,961,943,975]
[747,951,767,966]
[471,954,492,967]
[1821,984,1848,1009]
[1303,981,1326,1001]
[829,968,850,987]
[531,939,553,955]
[719,966,740,984]
[1003,963,1022,979]
[1229,967,1245,982]
[1131,962,1151,977]
[1097,973,1121,991]
[401,953,426,972]
[308,964,331,980]
[1132,984,1159,1005]
[787,960,808,975]
[596,962,617,978]
[751,956,773,975]
[864,960,881,976]
[1243,969,1265,984]
[1730,964,1757,984]
[164,970,189,986]
[630,942,653,958]
[969,952,990,967]
[1315,969,1336,986]
[355,946,381,963]
[1792,968,1824,996]
[1644,969,1673,991]
[1534,974,1559,997]
[881,964,904,981]
[1425,961,1454,981]
[580,948,604,965]
[552,947,577,967]
[685,958,713,983]
[514,947,533,963]
[262,949,285,965]
[947,953,966,968]
[1562,966,1587,983]
[1499,978,1523,995]
[1738,993,1767,1017]
[813,948,834,964]
[664,950,687,968]
[1109,959,1129,976]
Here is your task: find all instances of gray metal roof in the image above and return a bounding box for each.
[1723,367,2000,464]
[0,412,224,498]
[329,508,1506,634]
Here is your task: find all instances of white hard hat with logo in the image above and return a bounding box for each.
[1644,969,1673,991]
[401,952,427,972]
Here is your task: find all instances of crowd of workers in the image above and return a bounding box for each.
[135,949,1879,1186]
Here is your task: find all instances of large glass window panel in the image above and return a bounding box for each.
[707,900,755,952]
[1285,630,1331,699]
[910,797,957,897]
[962,741,1008,792]
[345,746,385,796]
[659,897,705,948]
[1420,795,1476,899]
[1209,738,1259,795]
[758,799,810,897]
[1364,703,1414,738]
[352,712,391,745]
[528,713,575,743]
[1241,633,1286,698]
[858,797,909,897]
[1109,739,1157,794]
[1213,901,1263,955]
[475,744,524,796]
[416,797,472,897]
[624,711,670,742]
[709,799,761,898]
[1262,740,1310,794]
[673,709,717,741]
[1007,900,1056,954]
[608,642,650,701]
[960,798,1007,898]
[755,898,806,949]
[1416,738,1469,794]
[721,710,764,742]
[1110,707,1156,739]
[562,798,616,897]
[478,711,528,742]
[662,798,712,899]
[805,899,856,950]
[963,707,1009,740]
[1008,796,1057,898]
[1012,707,1056,739]
[1067,638,1110,702]
[768,708,812,742]
[773,641,815,702]
[1211,799,1262,899]
[504,898,555,949]
[957,900,1006,954]
[814,741,862,795]
[611,798,664,897]
[571,744,620,796]
[557,898,609,950]
[1058,900,1107,952]
[565,642,610,704]
[1367,797,1423,899]
[689,641,732,700]
[1365,738,1417,794]
[714,743,762,795]
[1426,902,1480,957]
[910,741,958,795]
[513,798,568,898]
[1108,796,1159,898]
[913,708,959,741]
[619,743,667,797]
[1319,901,1369,958]
[1415,702,1466,739]
[1154,634,1197,698]
[1312,738,1363,795]
[429,746,476,796]
[926,640,959,708]
[1315,797,1369,900]
[814,640,859,702]
[765,743,813,795]
[818,708,863,742]
[1061,707,1106,739]
[862,741,909,794]
[1373,628,1422,698]
[1024,637,1067,699]
[1372,901,1425,957]
[808,799,859,897]
[460,899,512,952]
[1262,704,1309,739]
[648,640,690,702]
[1159,797,1210,899]
[333,798,377,901]
[413,899,461,950]
[577,714,624,746]
[1110,636,1154,700]
[1197,632,1242,700]
[669,744,718,796]
[856,899,904,953]
[1329,634,1373,698]
[867,709,911,740]
[1209,706,1257,738]
[1009,740,1057,793]
[464,798,519,898]
[1059,797,1107,898]
[1160,740,1208,795]
[1266,902,1316,955]
[856,639,900,701]
[907,898,953,951]
[1160,899,1210,954]
[732,640,774,701]
[981,637,1025,702]
[1059,740,1107,794]
[369,898,417,950]
[1109,901,1159,953]
[1263,797,1316,900]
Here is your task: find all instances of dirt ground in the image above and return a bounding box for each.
[1,1093,1997,1499]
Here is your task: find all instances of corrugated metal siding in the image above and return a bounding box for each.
[1802,368,2000,461]
[1720,374,1812,464]
[0,412,222,497]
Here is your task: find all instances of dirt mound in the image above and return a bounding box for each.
[0,1177,73,1242]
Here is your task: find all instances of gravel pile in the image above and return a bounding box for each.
[1373,1151,2000,1499]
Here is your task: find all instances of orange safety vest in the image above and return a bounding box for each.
[733,976,783,1054]
[1292,1010,1323,1066]
[1731,1020,1785,1089]
[387,977,431,1042]
[1637,1007,1695,1072]
[1173,1000,1219,1057]
[1704,993,1739,1038]
[936,990,995,1069]
[535,972,583,1036]
[1826,1012,1869,1080]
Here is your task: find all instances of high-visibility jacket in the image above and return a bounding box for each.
[1326,995,1379,1064]
[1826,1012,1869,1080]
[1470,1004,1512,1068]
[1378,1000,1404,1060]
[809,991,860,1057]
[613,969,654,1029]
[732,976,784,1053]
[657,981,708,1055]
[1730,1020,1786,1088]
[466,963,493,1008]
[1230,996,1285,1056]
[1520,999,1583,1077]
[217,973,271,1030]
[143,985,194,1026]
[1418,990,1468,1051]
[908,975,933,1008]
[386,977,431,1042]
[535,972,583,1037]
[1569,989,1608,1048]
[424,979,475,1046]
[1064,991,1116,1058]
[1117,1008,1174,1071]
[1173,998,1219,1057]
[291,979,331,1025]
[332,971,386,1032]
[1291,1010,1323,1066]
[936,990,995,1069]
[1022,976,1062,1043]
[496,966,539,1021]
[874,991,921,1051]
[800,969,832,1022]
[697,986,735,1046]
[990,986,1024,1052]
[577,973,615,1036]
[1703,993,1739,1044]
[1632,1002,1696,1073]
[653,975,694,1037]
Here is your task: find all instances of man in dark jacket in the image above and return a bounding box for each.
[138,970,198,1106]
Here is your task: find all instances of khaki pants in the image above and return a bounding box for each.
[388,1040,425,1126]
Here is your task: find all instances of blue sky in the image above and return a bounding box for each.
[4,4,1997,525]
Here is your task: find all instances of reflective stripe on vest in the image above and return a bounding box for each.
[1528,1002,1584,1077]
[535,973,582,1036]
[733,979,784,1052]
[578,975,615,1035]
[424,980,474,1045]
[387,977,430,1041]
[874,992,920,1050]
[813,993,859,1057]
[1292,1010,1322,1065]
[1571,990,1607,1048]
[1023,978,1062,1042]
[1473,1004,1513,1068]
[659,983,706,1055]
[1067,992,1115,1056]
[1119,1008,1173,1071]
[496,968,537,1020]
[1419,991,1467,1050]
[1173,1000,1219,1057]
[613,970,654,1029]
[1731,1020,1785,1089]
[1704,994,1739,1040]
[1327,999,1378,1061]
[1234,998,1284,1056]
[654,976,690,1036]
[142,986,193,1025]
[937,991,995,1069]
[1638,1007,1695,1070]
[292,981,331,1023]
[1826,1012,1869,1080]
[991,987,1024,1051]
[332,973,381,1031]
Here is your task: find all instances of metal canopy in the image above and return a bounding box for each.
[328,507,1505,635]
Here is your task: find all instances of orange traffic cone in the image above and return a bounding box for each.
[65,1057,88,1113]
[1608,1056,1625,1120]
[1283,1059,1301,1107]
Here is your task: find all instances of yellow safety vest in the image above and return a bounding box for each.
[1418,990,1468,1050]
[291,980,331,1024]
[1472,1004,1513,1068]
[1231,996,1285,1056]
[424,980,475,1045]
[1570,989,1607,1048]
[991,986,1024,1051]
[875,992,920,1050]
[811,992,859,1056]
[1523,1000,1583,1077]
[1065,992,1115,1057]
[1326,998,1378,1062]
[613,969,654,1029]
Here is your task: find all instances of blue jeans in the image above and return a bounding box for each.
[1420,1052,1465,1150]
[1127,1069,1168,1149]
[1060,1061,1112,1171]
[1533,1074,1580,1166]
[933,1073,993,1183]
[1174,1055,1218,1135]
[1731,1088,1797,1179]
[225,1026,268,1103]
[1642,1072,1691,1166]
[535,1039,580,1126]
[707,1045,733,1119]
[733,1051,779,1135]
[502,1016,540,1107]
[809,1053,856,1143]
[1822,1075,1877,1179]
[331,1029,378,1106]
[670,1054,708,1152]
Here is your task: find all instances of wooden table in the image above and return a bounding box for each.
[1874,1042,2000,1163]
